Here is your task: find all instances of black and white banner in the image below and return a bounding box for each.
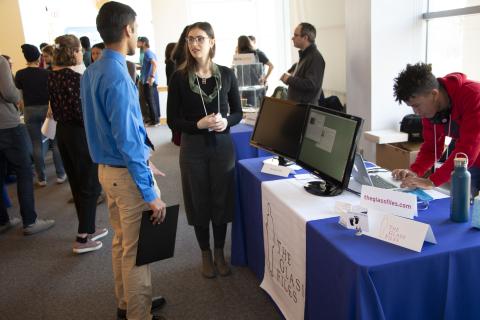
[260,179,357,320]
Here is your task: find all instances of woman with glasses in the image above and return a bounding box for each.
[167,22,242,278]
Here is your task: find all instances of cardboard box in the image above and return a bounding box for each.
[376,142,422,171]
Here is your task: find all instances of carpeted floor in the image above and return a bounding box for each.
[0,125,280,320]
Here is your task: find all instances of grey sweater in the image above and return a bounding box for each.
[0,55,21,129]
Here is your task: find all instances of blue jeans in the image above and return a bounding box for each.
[24,105,65,181]
[0,125,37,226]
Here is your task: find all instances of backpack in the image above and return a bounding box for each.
[400,114,423,142]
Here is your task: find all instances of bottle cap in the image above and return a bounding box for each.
[454,153,468,168]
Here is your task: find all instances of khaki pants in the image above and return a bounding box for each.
[98,165,160,320]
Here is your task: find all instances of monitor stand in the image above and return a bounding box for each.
[276,156,293,167]
[304,180,343,197]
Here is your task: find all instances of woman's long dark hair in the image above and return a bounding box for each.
[171,25,190,68]
[178,22,215,75]
[237,35,254,53]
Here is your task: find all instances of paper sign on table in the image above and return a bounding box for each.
[360,185,417,219]
[261,163,292,177]
[366,211,436,252]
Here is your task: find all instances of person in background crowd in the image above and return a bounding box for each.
[169,25,191,146]
[392,62,480,198]
[280,22,325,105]
[0,55,55,235]
[1,55,13,71]
[165,42,177,145]
[171,25,189,70]
[91,42,105,63]
[80,36,92,67]
[137,36,161,126]
[41,45,54,70]
[81,2,167,319]
[15,44,66,187]
[167,21,242,278]
[48,34,106,254]
[164,42,176,85]
[238,35,274,85]
[38,42,48,69]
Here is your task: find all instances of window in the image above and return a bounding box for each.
[424,0,480,79]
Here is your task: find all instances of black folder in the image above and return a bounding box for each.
[136,204,179,266]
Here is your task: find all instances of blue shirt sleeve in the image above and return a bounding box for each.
[104,79,158,202]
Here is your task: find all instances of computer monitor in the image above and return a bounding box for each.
[296,105,364,196]
[250,97,309,165]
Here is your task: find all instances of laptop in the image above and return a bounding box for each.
[351,153,399,189]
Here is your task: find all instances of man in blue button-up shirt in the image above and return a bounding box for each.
[80,2,166,319]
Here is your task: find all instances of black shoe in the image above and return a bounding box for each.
[116,308,127,320]
[116,296,166,319]
[151,296,166,311]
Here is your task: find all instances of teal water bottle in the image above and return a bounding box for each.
[450,153,470,222]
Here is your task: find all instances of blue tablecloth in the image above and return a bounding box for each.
[231,157,289,272]
[232,157,480,319]
[306,198,480,320]
[230,124,272,266]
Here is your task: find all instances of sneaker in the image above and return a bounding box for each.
[36,180,47,187]
[23,218,55,235]
[89,228,108,241]
[0,217,21,234]
[73,237,102,254]
[56,175,67,184]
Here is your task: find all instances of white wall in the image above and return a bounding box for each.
[346,0,426,161]
[0,0,25,74]
[289,0,346,98]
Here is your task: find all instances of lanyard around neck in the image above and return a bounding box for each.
[195,74,220,116]
[434,114,452,163]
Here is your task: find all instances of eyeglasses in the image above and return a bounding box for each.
[186,36,208,45]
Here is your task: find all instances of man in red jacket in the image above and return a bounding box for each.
[392,62,480,196]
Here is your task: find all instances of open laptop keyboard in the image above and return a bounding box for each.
[370,175,397,189]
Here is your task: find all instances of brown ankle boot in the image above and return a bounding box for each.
[201,249,216,278]
[214,248,231,276]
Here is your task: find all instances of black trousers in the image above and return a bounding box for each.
[142,83,160,124]
[56,122,101,234]
[0,125,37,226]
[179,133,236,227]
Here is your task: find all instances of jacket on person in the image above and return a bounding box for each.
[410,73,480,186]
[286,43,325,105]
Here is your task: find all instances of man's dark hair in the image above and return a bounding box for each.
[96,1,136,45]
[299,22,316,43]
[138,36,150,48]
[393,62,439,103]
[80,36,91,50]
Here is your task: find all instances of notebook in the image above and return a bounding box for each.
[136,204,180,266]
[351,153,399,189]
